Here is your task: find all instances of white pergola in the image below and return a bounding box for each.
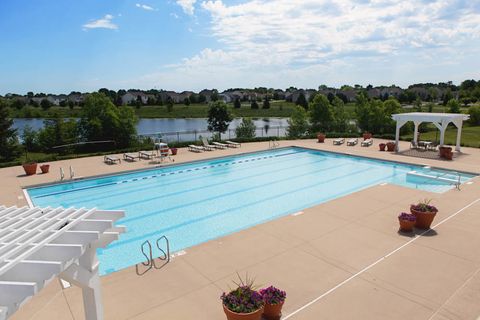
[391,112,470,152]
[0,206,125,320]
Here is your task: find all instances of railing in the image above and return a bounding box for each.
[135,235,170,276]
[139,125,289,143]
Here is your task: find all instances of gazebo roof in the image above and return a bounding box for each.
[0,205,125,320]
[392,112,470,123]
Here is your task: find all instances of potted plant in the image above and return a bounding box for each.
[410,199,438,229]
[363,132,372,140]
[443,149,453,160]
[317,133,326,143]
[379,143,386,151]
[170,147,178,155]
[221,275,264,320]
[398,212,416,232]
[386,142,396,152]
[260,286,286,320]
[439,146,451,158]
[40,164,50,174]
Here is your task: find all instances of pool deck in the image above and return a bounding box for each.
[4,139,480,320]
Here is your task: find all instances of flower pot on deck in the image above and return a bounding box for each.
[170,147,178,155]
[317,133,326,143]
[379,143,386,151]
[263,302,284,320]
[410,206,437,229]
[386,142,396,152]
[22,162,38,176]
[223,305,264,320]
[439,146,451,158]
[40,164,50,174]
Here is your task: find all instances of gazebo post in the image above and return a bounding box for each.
[454,119,463,152]
[439,120,449,147]
[413,121,421,144]
[394,119,406,152]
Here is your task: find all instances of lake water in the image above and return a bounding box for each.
[13,118,289,142]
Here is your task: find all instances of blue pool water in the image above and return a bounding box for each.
[27,147,475,274]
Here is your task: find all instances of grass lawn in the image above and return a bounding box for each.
[401,125,480,148]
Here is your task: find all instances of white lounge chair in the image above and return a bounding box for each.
[104,155,121,164]
[188,145,204,152]
[225,141,241,148]
[333,138,345,145]
[201,137,216,151]
[212,142,228,149]
[139,150,156,159]
[361,138,373,147]
[123,153,140,161]
[347,138,358,146]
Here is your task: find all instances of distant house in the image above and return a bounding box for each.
[67,93,84,104]
[199,89,215,102]
[273,89,286,100]
[291,89,316,103]
[178,91,194,103]
[121,91,152,105]
[47,94,67,106]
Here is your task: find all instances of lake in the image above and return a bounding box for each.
[12,118,289,142]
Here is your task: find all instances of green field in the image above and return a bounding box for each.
[9,101,298,119]
[401,125,480,148]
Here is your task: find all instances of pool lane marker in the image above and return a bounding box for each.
[283,197,480,319]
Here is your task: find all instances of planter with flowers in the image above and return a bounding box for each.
[260,286,286,320]
[40,164,50,174]
[221,275,264,320]
[379,143,386,151]
[386,142,396,152]
[170,147,178,155]
[410,199,438,229]
[317,133,326,143]
[398,212,416,232]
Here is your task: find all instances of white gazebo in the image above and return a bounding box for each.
[391,112,470,152]
[0,206,125,320]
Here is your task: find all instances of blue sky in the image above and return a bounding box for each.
[0,0,479,94]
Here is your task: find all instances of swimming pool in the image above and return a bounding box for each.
[26,147,476,274]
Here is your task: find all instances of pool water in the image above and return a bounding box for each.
[27,147,475,274]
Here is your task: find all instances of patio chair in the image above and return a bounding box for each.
[361,138,373,147]
[139,150,156,159]
[410,141,418,149]
[225,141,241,148]
[212,141,228,149]
[427,141,438,152]
[104,155,121,164]
[188,145,204,152]
[123,153,140,161]
[333,138,345,145]
[347,138,358,146]
[201,137,216,151]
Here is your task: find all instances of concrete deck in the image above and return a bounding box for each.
[3,139,480,320]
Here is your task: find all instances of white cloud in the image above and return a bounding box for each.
[83,14,118,30]
[136,3,155,11]
[170,13,179,19]
[176,0,197,15]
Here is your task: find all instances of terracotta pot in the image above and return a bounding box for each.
[263,301,284,320]
[223,305,264,320]
[363,132,372,140]
[22,163,38,176]
[40,164,50,174]
[443,150,453,160]
[410,206,437,229]
[317,133,325,143]
[439,146,451,158]
[170,147,178,155]
[386,142,396,152]
[379,143,386,151]
[398,218,416,232]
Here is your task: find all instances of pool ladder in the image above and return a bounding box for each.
[136,235,170,276]
[269,140,279,149]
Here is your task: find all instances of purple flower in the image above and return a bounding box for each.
[221,286,264,313]
[398,212,416,222]
[259,286,287,305]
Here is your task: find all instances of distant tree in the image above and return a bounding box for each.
[21,125,38,153]
[331,96,347,132]
[12,99,25,110]
[207,101,233,138]
[251,100,259,109]
[40,98,52,110]
[189,94,198,104]
[234,97,241,109]
[166,96,174,112]
[198,94,207,103]
[0,102,21,161]
[309,94,334,133]
[27,91,34,98]
[295,92,308,109]
[147,97,156,105]
[414,97,422,111]
[68,100,75,110]
[447,99,460,113]
[78,93,137,148]
[287,106,309,138]
[30,99,40,108]
[426,102,435,113]
[235,117,256,139]
[327,92,335,103]
[262,96,270,109]
[184,97,191,106]
[156,95,163,106]
[468,105,480,125]
[335,93,348,104]
[442,89,453,106]
[211,90,219,102]
[59,100,67,107]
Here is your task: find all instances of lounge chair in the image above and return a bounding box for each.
[212,142,228,149]
[139,150,156,159]
[347,138,358,146]
[410,141,418,149]
[361,138,373,147]
[333,138,345,145]
[201,137,216,151]
[123,153,140,161]
[188,145,204,152]
[104,155,121,164]
[225,140,241,148]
